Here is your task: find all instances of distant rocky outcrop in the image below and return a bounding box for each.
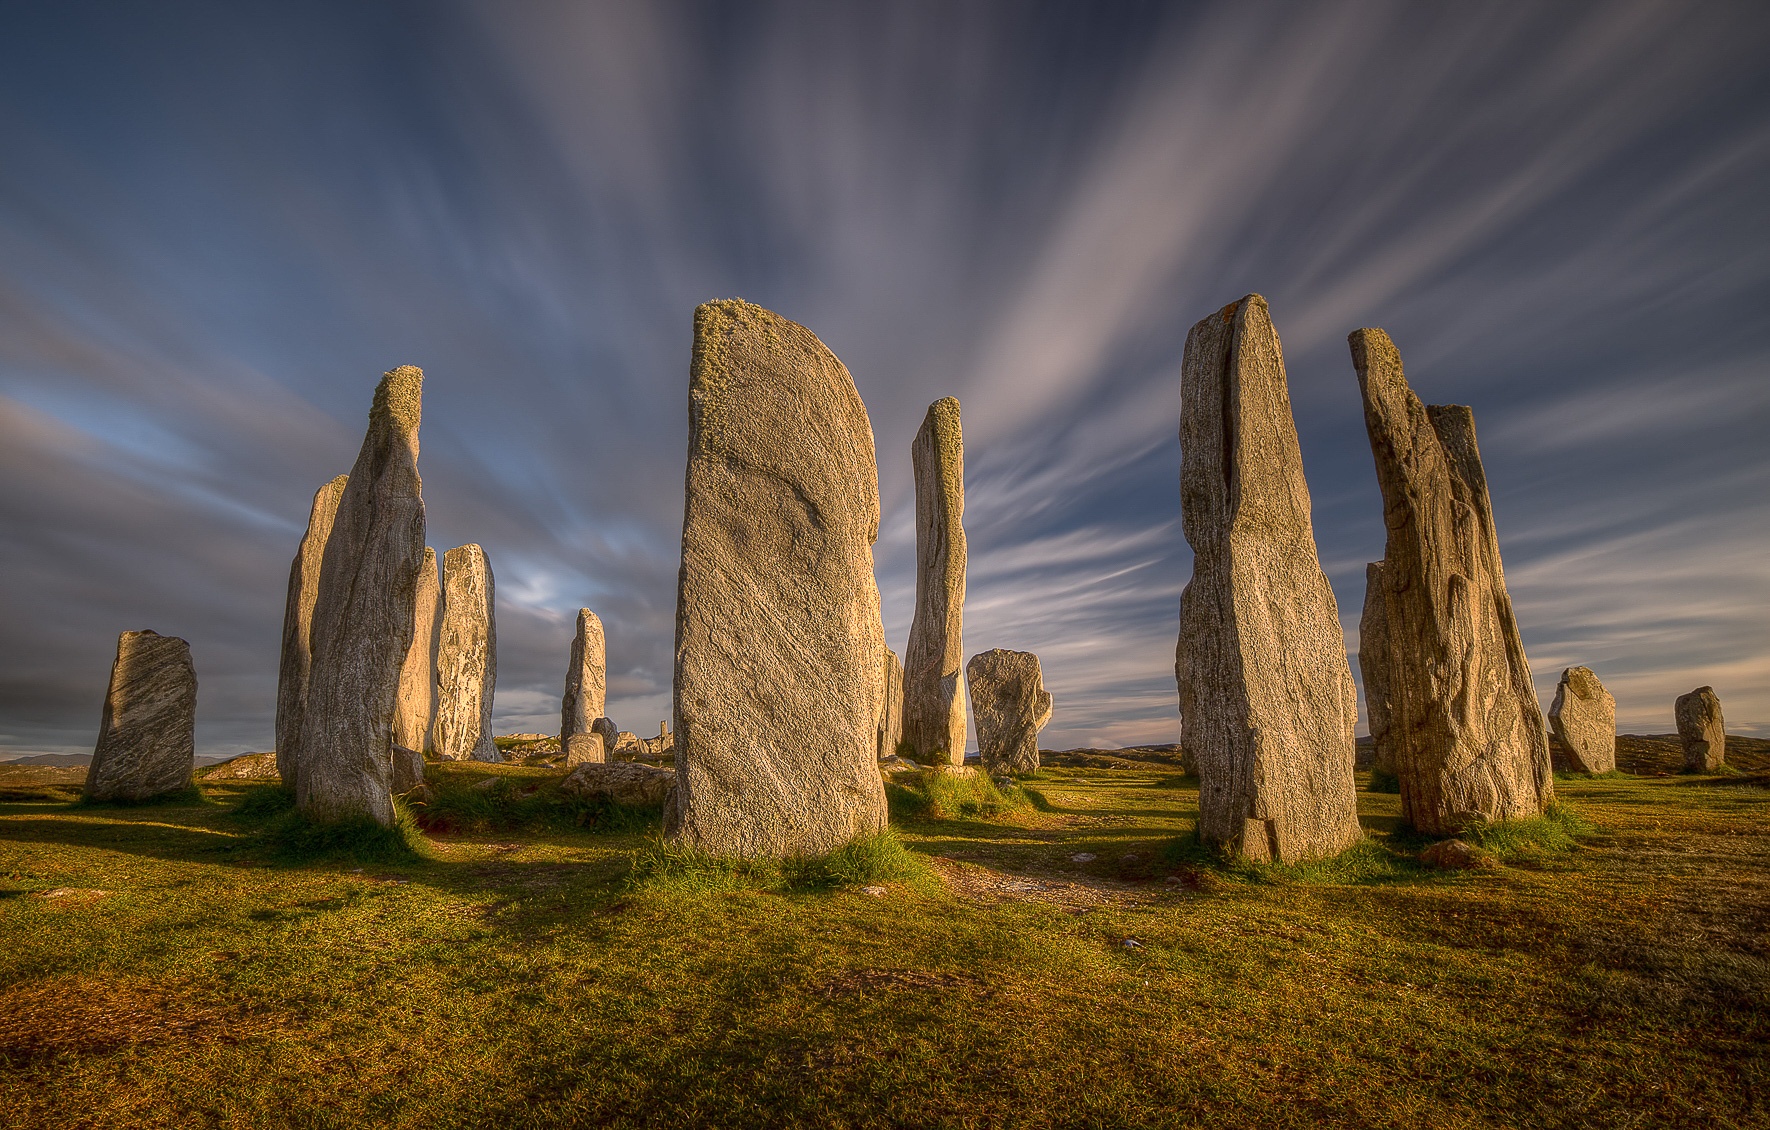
[200,751,280,780]
[84,630,196,802]
[667,300,889,858]
[294,367,427,827]
[967,648,1051,775]
[434,544,499,763]
[1675,686,1726,772]
[903,397,968,766]
[1353,328,1552,834]
[560,761,675,808]
[1176,296,1363,863]
[1548,667,1616,774]
[275,475,347,792]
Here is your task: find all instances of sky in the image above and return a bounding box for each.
[1,0,1766,758]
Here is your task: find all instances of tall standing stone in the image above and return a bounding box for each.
[434,544,499,763]
[1353,328,1553,834]
[902,397,968,766]
[1175,295,1362,863]
[876,646,904,760]
[1359,561,1397,777]
[1675,686,1725,772]
[966,648,1051,774]
[275,475,348,792]
[296,366,427,826]
[84,630,196,802]
[561,608,607,744]
[668,299,889,858]
[394,547,441,756]
[1548,666,1616,774]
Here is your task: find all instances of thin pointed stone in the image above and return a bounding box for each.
[434,543,499,763]
[668,300,888,858]
[394,546,440,757]
[876,645,904,761]
[561,608,607,744]
[1175,295,1362,864]
[275,474,347,792]
[1359,561,1397,777]
[903,397,967,766]
[296,366,427,825]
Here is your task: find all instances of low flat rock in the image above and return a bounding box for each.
[84,630,197,802]
[1675,686,1726,772]
[200,751,280,781]
[559,762,676,808]
[966,649,1051,775]
[1548,666,1616,774]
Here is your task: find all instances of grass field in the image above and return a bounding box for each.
[2,750,1766,1129]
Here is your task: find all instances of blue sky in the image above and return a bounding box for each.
[1,0,1766,756]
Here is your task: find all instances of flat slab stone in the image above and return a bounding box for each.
[1549,666,1617,774]
[84,630,196,802]
[435,543,499,763]
[967,648,1051,775]
[393,546,440,756]
[1675,686,1726,772]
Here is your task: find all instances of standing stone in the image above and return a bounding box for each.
[876,646,904,761]
[296,366,427,826]
[564,733,607,767]
[591,717,621,758]
[434,544,499,763]
[561,608,608,744]
[1675,686,1726,772]
[966,649,1051,774]
[902,397,968,765]
[1359,561,1397,777]
[1548,666,1616,774]
[1353,328,1553,834]
[275,475,348,792]
[390,745,426,793]
[83,630,196,802]
[668,299,889,858]
[1175,295,1362,863]
[393,547,441,757]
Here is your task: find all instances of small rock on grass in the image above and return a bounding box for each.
[861,886,887,897]
[1418,839,1499,870]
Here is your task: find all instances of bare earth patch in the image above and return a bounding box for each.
[928,855,1157,909]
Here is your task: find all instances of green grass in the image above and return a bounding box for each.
[2,761,1767,1128]
[885,766,1028,820]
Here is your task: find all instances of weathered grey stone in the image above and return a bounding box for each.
[668,300,889,858]
[393,547,440,756]
[1353,328,1553,834]
[295,367,427,826]
[592,717,620,758]
[1549,666,1616,774]
[390,745,426,793]
[1175,296,1362,864]
[966,648,1051,775]
[84,630,196,802]
[565,733,607,767]
[275,475,347,792]
[876,646,904,761]
[561,608,606,742]
[560,761,676,808]
[434,544,499,763]
[1675,686,1726,772]
[1359,561,1397,777]
[903,397,968,766]
[612,730,640,755]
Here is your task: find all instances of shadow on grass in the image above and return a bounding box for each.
[628,829,930,896]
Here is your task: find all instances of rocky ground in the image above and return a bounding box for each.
[0,756,1765,1128]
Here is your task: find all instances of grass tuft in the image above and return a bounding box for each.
[1160,827,1418,885]
[232,785,429,864]
[1462,803,1593,861]
[1367,767,1401,793]
[415,769,660,835]
[629,829,927,895]
[885,769,1028,821]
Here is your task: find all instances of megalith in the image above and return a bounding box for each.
[1352,328,1553,834]
[877,645,904,760]
[434,543,499,763]
[902,397,968,765]
[1675,686,1725,772]
[1175,295,1362,863]
[393,546,441,757]
[1548,666,1616,774]
[83,630,197,802]
[1358,561,1397,777]
[561,608,607,743]
[966,648,1051,775]
[275,474,348,792]
[668,299,889,858]
[296,366,427,826]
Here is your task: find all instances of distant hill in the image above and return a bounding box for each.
[0,753,234,767]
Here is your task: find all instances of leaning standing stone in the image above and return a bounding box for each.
[84,630,196,802]
[561,608,607,743]
[1675,686,1726,772]
[434,544,499,763]
[668,300,889,858]
[902,397,968,765]
[1353,328,1553,834]
[877,646,904,761]
[1548,667,1616,774]
[275,474,348,793]
[393,546,441,757]
[1358,561,1397,777]
[296,366,427,826]
[1176,295,1362,863]
[967,649,1051,774]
